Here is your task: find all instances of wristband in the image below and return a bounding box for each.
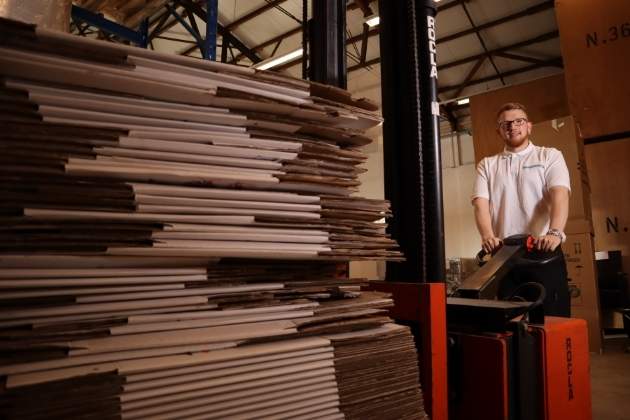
[546,228,566,243]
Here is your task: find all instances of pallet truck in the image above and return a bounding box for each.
[447,235,592,420]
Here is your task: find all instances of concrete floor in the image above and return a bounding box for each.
[590,337,630,420]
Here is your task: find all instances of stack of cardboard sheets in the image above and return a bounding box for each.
[0,261,427,419]
[0,18,426,420]
[0,16,401,262]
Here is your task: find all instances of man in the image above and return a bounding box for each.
[471,102,571,316]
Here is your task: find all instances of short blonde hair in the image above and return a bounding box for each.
[496,102,528,122]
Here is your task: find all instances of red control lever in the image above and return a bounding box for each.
[526,235,536,252]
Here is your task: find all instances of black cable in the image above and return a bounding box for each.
[508,281,546,317]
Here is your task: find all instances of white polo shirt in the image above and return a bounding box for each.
[472,142,571,239]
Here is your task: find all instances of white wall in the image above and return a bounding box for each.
[349,131,387,280]
[441,132,482,261]
[346,70,481,278]
[349,129,482,279]
[442,164,480,260]
[347,70,386,279]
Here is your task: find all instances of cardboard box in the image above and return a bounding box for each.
[566,219,594,235]
[532,116,592,221]
[568,282,589,309]
[600,309,625,329]
[556,0,630,139]
[584,138,630,278]
[564,232,603,352]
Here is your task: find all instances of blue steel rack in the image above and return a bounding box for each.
[71,1,218,60]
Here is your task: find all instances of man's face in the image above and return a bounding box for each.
[497,109,532,149]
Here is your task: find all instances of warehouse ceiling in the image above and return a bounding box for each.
[71,0,563,133]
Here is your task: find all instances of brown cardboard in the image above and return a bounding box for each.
[556,0,630,139]
[584,138,630,277]
[531,116,592,221]
[564,232,602,352]
[600,309,625,329]
[565,219,594,235]
[568,282,584,306]
[470,74,570,163]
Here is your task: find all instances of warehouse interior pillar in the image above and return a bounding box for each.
[379,0,445,283]
[309,0,347,88]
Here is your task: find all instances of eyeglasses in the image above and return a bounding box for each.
[498,118,528,130]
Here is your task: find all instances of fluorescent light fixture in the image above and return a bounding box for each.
[365,15,380,27]
[456,98,470,105]
[253,48,303,70]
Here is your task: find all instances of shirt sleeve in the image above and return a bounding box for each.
[545,148,571,192]
[471,158,490,203]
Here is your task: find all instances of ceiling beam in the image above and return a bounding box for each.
[177,0,262,63]
[460,2,505,85]
[275,4,556,72]
[438,0,554,44]
[225,0,289,31]
[438,30,558,71]
[168,0,548,67]
[451,56,486,99]
[347,56,379,72]
[347,30,558,73]
[148,9,171,40]
[347,0,469,13]
[181,42,200,56]
[435,0,471,13]
[275,28,379,71]
[352,0,374,16]
[229,26,302,63]
[231,0,463,64]
[438,58,562,94]
[149,6,189,41]
[494,51,564,68]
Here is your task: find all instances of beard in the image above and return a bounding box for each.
[503,129,529,149]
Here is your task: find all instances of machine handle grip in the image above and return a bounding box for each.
[475,235,560,267]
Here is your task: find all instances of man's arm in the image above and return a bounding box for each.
[473,197,501,254]
[537,186,570,251]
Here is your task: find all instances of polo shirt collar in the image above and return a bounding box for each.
[501,141,534,157]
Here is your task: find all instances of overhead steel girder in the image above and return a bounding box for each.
[229,26,301,63]
[228,0,464,65]
[165,3,205,53]
[347,29,559,73]
[439,0,553,44]
[159,0,216,60]
[71,5,148,47]
[177,0,261,63]
[275,0,554,71]
[438,57,563,94]
[460,1,505,85]
[451,56,485,99]
[225,0,289,31]
[205,0,218,60]
[495,51,563,67]
[228,0,385,64]
[439,30,558,71]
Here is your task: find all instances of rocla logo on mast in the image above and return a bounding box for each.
[427,14,439,116]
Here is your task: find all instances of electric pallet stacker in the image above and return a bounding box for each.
[447,235,592,420]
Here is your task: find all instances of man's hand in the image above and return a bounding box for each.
[481,236,502,254]
[536,234,561,252]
